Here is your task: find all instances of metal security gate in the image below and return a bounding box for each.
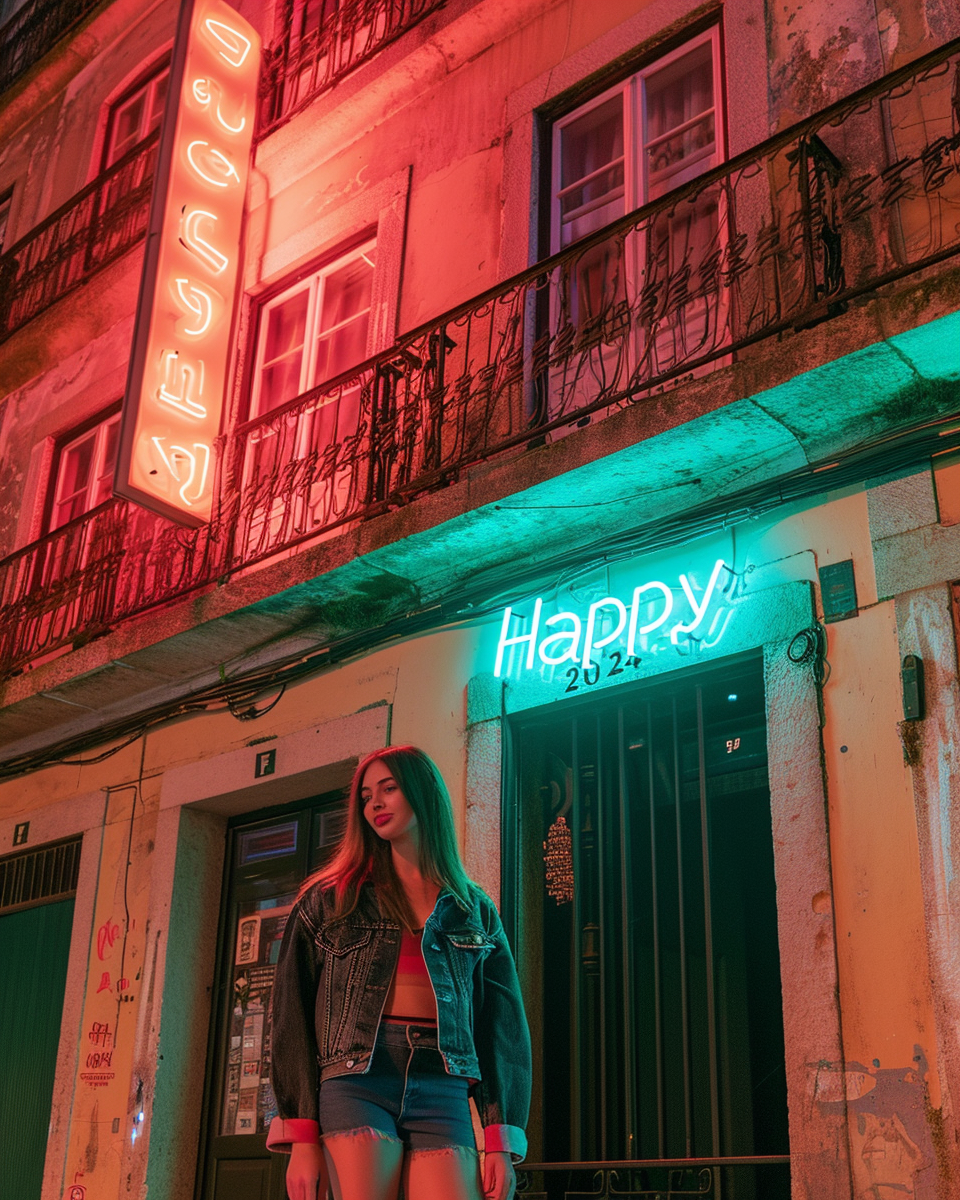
[0,837,81,1200]
[506,656,789,1199]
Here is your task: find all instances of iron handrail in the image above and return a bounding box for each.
[257,0,446,137]
[0,131,159,343]
[0,0,103,96]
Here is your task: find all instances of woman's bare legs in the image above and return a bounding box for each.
[322,1131,404,1200]
[402,1147,484,1200]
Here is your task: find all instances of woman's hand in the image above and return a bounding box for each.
[483,1150,516,1200]
[286,1141,327,1200]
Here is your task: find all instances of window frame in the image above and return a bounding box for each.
[247,234,378,422]
[101,58,171,172]
[549,25,725,256]
[45,406,122,534]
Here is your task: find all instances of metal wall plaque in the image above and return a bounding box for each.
[819,559,858,622]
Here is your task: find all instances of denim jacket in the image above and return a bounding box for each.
[267,880,531,1160]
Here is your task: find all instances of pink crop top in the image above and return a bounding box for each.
[382,928,438,1023]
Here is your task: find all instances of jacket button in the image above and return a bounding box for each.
[346,1059,355,1068]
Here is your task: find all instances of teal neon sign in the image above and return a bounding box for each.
[493,558,731,678]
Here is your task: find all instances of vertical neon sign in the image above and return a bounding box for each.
[115,0,260,525]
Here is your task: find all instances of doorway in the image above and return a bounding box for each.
[506,656,790,1198]
[196,791,346,1200]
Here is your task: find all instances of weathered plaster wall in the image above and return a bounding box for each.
[0,0,176,234]
[894,584,960,1189]
[142,806,226,1200]
[3,472,960,1196]
[0,303,136,554]
[252,0,769,332]
[821,601,944,1197]
[764,0,960,130]
[0,624,486,1199]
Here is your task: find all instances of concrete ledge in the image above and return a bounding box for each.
[158,703,389,815]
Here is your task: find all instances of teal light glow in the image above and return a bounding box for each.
[493,557,734,679]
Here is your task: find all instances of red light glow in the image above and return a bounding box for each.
[116,0,259,524]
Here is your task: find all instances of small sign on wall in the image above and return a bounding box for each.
[254,749,276,778]
[819,559,858,622]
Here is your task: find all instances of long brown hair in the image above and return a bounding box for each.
[301,745,473,928]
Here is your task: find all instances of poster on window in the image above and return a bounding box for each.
[221,900,293,1136]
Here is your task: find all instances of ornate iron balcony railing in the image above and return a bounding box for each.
[0,132,157,344]
[0,497,223,673]
[0,40,958,679]
[0,0,102,96]
[514,1156,791,1199]
[258,0,446,137]
[227,37,960,567]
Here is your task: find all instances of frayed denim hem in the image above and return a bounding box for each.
[321,1128,478,1158]
[406,1145,479,1160]
[322,1126,402,1145]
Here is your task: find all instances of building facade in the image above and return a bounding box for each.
[1,0,959,1197]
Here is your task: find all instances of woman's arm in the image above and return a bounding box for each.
[472,893,532,1163]
[267,900,324,1153]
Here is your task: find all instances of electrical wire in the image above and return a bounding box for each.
[1,410,958,780]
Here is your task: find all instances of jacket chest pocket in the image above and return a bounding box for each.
[439,929,495,988]
[317,926,374,1052]
[317,925,373,957]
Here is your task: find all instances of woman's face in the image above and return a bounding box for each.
[360,759,418,845]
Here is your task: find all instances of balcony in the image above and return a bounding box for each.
[1,39,959,683]
[257,0,446,137]
[0,131,157,344]
[0,0,102,96]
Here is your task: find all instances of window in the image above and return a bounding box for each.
[240,240,377,553]
[48,411,120,531]
[251,239,377,417]
[548,29,725,387]
[103,61,170,169]
[552,31,722,254]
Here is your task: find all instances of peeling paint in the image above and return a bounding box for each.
[817,1051,939,1198]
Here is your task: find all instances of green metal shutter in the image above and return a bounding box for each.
[0,838,80,1200]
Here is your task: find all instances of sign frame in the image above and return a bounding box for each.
[114,0,259,526]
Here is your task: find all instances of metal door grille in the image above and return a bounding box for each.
[509,657,789,1199]
[0,837,81,913]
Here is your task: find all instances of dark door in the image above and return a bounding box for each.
[506,655,790,1199]
[197,793,346,1200]
[0,838,81,1200]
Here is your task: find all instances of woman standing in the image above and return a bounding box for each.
[267,745,531,1200]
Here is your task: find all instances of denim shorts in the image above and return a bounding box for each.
[317,1021,476,1151]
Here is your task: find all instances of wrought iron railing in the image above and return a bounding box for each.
[0,132,157,344]
[228,37,960,566]
[515,1158,791,1199]
[0,41,959,678]
[257,0,446,136]
[0,0,102,96]
[0,495,224,673]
